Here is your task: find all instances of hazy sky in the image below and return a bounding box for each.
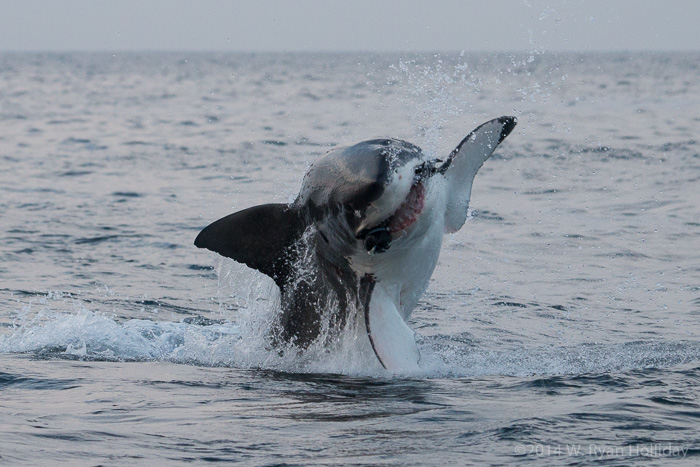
[1,0,699,53]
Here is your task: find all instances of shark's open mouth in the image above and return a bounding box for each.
[358,180,426,253]
[386,181,425,234]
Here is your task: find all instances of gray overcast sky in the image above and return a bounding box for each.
[1,0,699,53]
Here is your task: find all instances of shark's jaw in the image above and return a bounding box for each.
[355,158,441,254]
[385,180,426,234]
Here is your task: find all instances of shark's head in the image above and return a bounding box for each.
[297,138,443,254]
[297,116,517,260]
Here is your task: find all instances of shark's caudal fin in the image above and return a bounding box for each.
[194,204,306,289]
[441,116,517,233]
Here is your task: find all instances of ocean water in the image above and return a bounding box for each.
[1,51,699,464]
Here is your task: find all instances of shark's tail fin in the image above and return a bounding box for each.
[440,116,517,233]
[194,203,307,289]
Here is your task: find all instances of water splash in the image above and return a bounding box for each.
[389,55,474,155]
[2,292,699,379]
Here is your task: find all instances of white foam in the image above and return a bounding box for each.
[2,300,699,379]
[3,254,698,378]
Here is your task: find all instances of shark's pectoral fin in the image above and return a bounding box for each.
[360,276,421,371]
[195,203,306,289]
[442,116,517,233]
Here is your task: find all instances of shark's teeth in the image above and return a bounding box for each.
[387,182,425,234]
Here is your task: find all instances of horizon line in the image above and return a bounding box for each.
[2,48,699,55]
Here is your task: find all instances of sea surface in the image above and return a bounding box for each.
[1,51,699,465]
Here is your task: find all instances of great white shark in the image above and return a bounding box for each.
[195,116,517,370]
